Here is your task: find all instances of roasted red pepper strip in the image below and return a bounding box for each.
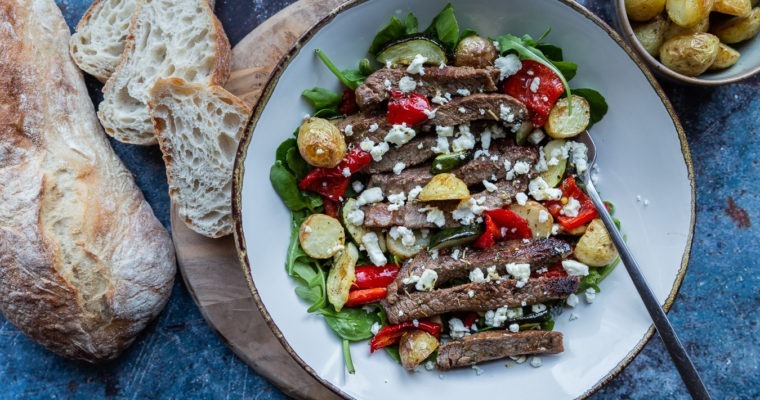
[502,60,565,127]
[531,262,568,279]
[545,175,599,230]
[473,209,532,249]
[387,90,431,126]
[298,147,372,201]
[322,197,340,218]
[344,287,387,308]
[351,264,400,290]
[369,321,442,353]
[452,312,479,330]
[339,89,358,116]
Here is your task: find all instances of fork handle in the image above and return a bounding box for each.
[583,178,711,400]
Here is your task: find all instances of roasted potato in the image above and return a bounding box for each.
[454,35,498,68]
[386,228,430,259]
[341,199,386,251]
[509,200,554,238]
[326,243,358,311]
[713,0,752,16]
[709,42,742,69]
[545,95,591,139]
[666,0,714,28]
[659,32,720,76]
[633,15,670,56]
[539,139,568,187]
[297,117,346,168]
[711,7,760,43]
[398,330,439,371]
[299,214,345,259]
[574,219,618,267]
[663,14,710,41]
[625,0,667,21]
[418,173,470,202]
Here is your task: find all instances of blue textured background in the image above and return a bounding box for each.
[1,1,757,399]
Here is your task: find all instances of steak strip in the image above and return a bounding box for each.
[366,136,437,173]
[381,276,580,324]
[436,331,564,370]
[394,238,572,291]
[355,66,501,110]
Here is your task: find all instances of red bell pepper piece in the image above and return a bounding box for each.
[387,90,431,126]
[339,89,358,116]
[502,60,565,127]
[545,175,599,230]
[322,197,340,218]
[369,320,442,353]
[452,312,479,330]
[351,264,400,290]
[298,147,372,201]
[344,287,387,308]
[473,209,532,249]
[531,262,568,279]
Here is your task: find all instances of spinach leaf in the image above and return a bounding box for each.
[384,346,401,363]
[369,16,407,56]
[302,87,341,112]
[319,308,379,341]
[358,58,375,76]
[553,61,578,81]
[404,13,418,35]
[270,162,309,211]
[275,138,297,163]
[314,49,370,90]
[343,339,356,374]
[459,28,478,40]
[285,147,310,180]
[423,3,459,51]
[577,257,620,293]
[572,88,608,128]
[535,43,563,61]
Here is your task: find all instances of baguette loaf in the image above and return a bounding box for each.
[97,0,231,145]
[0,0,176,362]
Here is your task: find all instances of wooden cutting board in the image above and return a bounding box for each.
[172,1,346,399]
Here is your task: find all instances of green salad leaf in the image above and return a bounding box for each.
[270,140,322,212]
[319,308,379,342]
[572,88,609,128]
[302,87,341,113]
[369,15,408,56]
[423,3,459,51]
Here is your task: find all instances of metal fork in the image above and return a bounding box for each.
[575,131,711,400]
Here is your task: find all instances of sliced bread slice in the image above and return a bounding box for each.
[69,0,137,82]
[149,77,250,238]
[98,0,230,145]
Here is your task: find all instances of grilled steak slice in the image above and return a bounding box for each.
[436,331,564,370]
[337,113,391,146]
[394,238,572,291]
[355,67,501,109]
[426,94,528,128]
[366,136,438,173]
[382,276,580,324]
[367,166,432,195]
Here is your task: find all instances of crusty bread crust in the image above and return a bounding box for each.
[98,0,231,145]
[0,0,176,362]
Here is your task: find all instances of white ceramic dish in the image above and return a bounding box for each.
[233,0,695,398]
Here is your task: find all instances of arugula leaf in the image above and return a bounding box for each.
[315,49,370,90]
[319,308,379,341]
[404,13,418,34]
[577,257,620,293]
[302,87,341,112]
[572,88,608,128]
[369,16,407,55]
[423,3,459,51]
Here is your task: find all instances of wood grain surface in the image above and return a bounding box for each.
[172,0,346,399]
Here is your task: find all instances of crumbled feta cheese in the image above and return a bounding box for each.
[420,206,446,227]
[551,223,560,235]
[508,323,519,333]
[362,232,387,266]
[383,79,392,90]
[303,226,312,233]
[352,180,364,193]
[346,209,365,226]
[431,93,449,105]
[467,289,475,298]
[423,108,436,119]
[529,77,541,93]
[436,125,455,137]
[389,226,415,247]
[451,126,476,152]
[480,130,492,150]
[431,137,450,154]
[341,167,351,177]
[417,142,424,149]
[538,210,550,223]
[469,268,485,283]
[408,185,423,202]
[566,141,589,174]
[398,310,404,316]
[506,160,531,180]
[560,197,581,217]
[398,76,417,93]
[529,177,563,201]
[343,124,354,136]
[385,124,416,147]
[355,187,384,206]
[429,249,439,259]
[359,138,375,152]
[386,192,406,211]
[406,54,427,75]
[371,322,382,335]
[515,192,528,206]
[499,104,516,123]
[452,197,487,225]
[425,361,435,371]
[494,54,522,80]
[486,265,499,281]
[506,262,531,287]
[585,287,597,304]
[510,355,527,364]
[566,293,579,307]
[416,269,438,291]
[562,259,590,276]
[458,106,467,113]
[402,274,420,285]
[527,128,545,145]
[368,123,379,132]
[315,148,324,155]
[532,303,547,313]
[369,141,390,161]
[449,317,470,339]
[451,248,461,260]
[485,306,509,327]
[456,88,471,96]
[530,357,542,368]
[482,180,498,192]
[393,162,406,175]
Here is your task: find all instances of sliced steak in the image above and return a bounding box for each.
[394,238,572,291]
[366,136,438,173]
[367,166,432,195]
[426,93,528,128]
[337,113,391,146]
[355,67,501,109]
[436,331,564,370]
[382,276,580,324]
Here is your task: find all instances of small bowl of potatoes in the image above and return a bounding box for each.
[615,0,760,84]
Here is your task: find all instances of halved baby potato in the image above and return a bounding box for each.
[574,219,619,267]
[666,0,713,28]
[418,173,470,202]
[709,42,742,69]
[659,32,720,76]
[326,242,358,311]
[633,14,670,56]
[297,117,346,168]
[545,95,591,139]
[713,0,752,17]
[625,0,667,21]
[299,214,345,259]
[509,200,554,239]
[711,7,760,43]
[399,330,439,371]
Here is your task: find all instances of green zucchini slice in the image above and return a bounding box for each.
[377,37,448,67]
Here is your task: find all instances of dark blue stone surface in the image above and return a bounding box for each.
[1,1,757,399]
